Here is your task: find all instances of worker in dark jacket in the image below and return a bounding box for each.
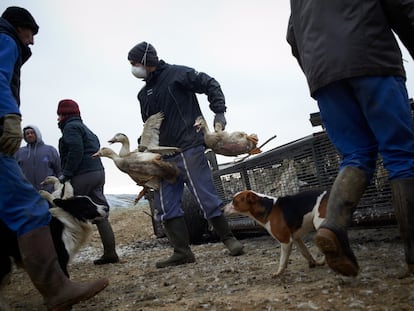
[0,6,108,310]
[15,125,61,192]
[128,41,244,268]
[57,99,119,265]
[287,0,414,277]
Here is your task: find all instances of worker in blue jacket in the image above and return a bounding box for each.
[0,6,108,309]
[128,41,244,268]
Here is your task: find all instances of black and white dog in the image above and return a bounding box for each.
[0,196,108,292]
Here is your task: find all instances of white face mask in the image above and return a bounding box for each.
[131,66,147,79]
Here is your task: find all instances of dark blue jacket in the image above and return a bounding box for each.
[0,18,32,117]
[138,60,226,151]
[58,116,104,178]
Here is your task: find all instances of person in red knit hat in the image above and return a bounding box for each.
[57,99,120,265]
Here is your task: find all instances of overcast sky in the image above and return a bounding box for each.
[4,1,414,194]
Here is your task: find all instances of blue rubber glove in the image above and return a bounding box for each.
[213,113,227,130]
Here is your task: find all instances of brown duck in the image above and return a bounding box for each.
[194,115,262,156]
[95,113,181,202]
[92,147,178,203]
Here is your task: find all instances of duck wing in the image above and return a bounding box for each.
[142,177,161,190]
[113,153,177,190]
[146,146,182,156]
[140,112,164,151]
[115,159,160,189]
[139,112,181,155]
[127,159,178,183]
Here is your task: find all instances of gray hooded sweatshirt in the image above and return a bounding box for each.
[15,125,62,192]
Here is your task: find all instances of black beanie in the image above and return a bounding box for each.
[128,41,159,66]
[1,6,39,34]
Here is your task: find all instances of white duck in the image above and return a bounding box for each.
[92,147,179,203]
[40,176,74,200]
[108,133,137,157]
[105,112,182,202]
[193,116,262,156]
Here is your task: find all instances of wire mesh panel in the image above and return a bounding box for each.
[213,131,394,229]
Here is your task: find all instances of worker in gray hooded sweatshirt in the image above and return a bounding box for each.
[15,125,61,192]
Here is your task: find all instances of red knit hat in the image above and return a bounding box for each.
[57,99,80,116]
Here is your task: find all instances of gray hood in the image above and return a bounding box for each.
[23,124,43,144]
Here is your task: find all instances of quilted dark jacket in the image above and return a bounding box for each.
[0,18,32,110]
[58,116,104,178]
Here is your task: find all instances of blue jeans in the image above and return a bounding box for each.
[314,76,414,180]
[154,145,223,222]
[0,154,50,236]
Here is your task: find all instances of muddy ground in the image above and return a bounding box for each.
[3,203,414,311]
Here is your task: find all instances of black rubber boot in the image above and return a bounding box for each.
[210,214,244,256]
[315,166,367,277]
[156,217,195,268]
[390,178,414,277]
[18,226,109,311]
[94,219,119,265]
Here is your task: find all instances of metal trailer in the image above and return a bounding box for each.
[148,113,395,244]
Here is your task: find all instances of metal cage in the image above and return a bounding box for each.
[212,130,394,232]
[149,112,399,241]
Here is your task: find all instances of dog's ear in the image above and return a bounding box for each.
[246,191,258,204]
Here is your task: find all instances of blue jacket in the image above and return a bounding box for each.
[15,125,61,191]
[0,18,32,117]
[58,116,104,178]
[138,60,226,151]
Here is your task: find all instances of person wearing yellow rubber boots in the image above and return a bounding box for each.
[0,6,108,309]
